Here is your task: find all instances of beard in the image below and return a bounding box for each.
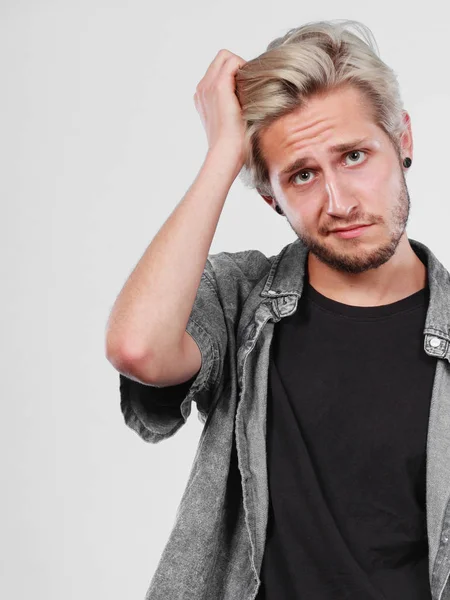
[288,171,411,275]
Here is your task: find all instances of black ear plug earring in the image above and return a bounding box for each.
[275,205,284,215]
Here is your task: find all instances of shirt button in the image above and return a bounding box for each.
[430,337,441,348]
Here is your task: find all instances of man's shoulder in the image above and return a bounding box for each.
[205,245,285,286]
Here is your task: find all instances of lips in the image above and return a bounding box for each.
[331,224,370,232]
[331,224,373,239]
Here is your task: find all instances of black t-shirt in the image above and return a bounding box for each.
[256,276,436,600]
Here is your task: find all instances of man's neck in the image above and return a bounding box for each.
[307,235,427,307]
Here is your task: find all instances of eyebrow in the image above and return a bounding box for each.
[279,137,373,179]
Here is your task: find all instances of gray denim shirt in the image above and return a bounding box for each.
[119,237,450,600]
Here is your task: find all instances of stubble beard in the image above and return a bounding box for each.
[290,172,411,275]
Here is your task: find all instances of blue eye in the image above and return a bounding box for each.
[292,171,314,185]
[345,150,366,165]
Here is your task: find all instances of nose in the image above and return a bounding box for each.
[324,177,358,217]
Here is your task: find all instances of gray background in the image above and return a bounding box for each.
[2,1,449,598]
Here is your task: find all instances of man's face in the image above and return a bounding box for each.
[259,85,412,274]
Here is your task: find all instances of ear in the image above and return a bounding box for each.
[259,191,278,212]
[400,110,413,163]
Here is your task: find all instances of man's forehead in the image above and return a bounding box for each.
[261,86,375,149]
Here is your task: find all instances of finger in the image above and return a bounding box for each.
[217,55,247,90]
[199,50,244,89]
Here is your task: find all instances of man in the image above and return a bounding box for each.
[105,19,450,600]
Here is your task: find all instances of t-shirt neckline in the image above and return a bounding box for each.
[304,278,429,318]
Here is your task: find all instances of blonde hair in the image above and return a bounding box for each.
[235,19,407,197]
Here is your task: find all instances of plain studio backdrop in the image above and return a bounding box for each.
[2,1,449,598]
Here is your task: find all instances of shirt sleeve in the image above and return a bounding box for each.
[118,258,227,444]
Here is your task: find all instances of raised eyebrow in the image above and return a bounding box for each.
[279,138,372,178]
